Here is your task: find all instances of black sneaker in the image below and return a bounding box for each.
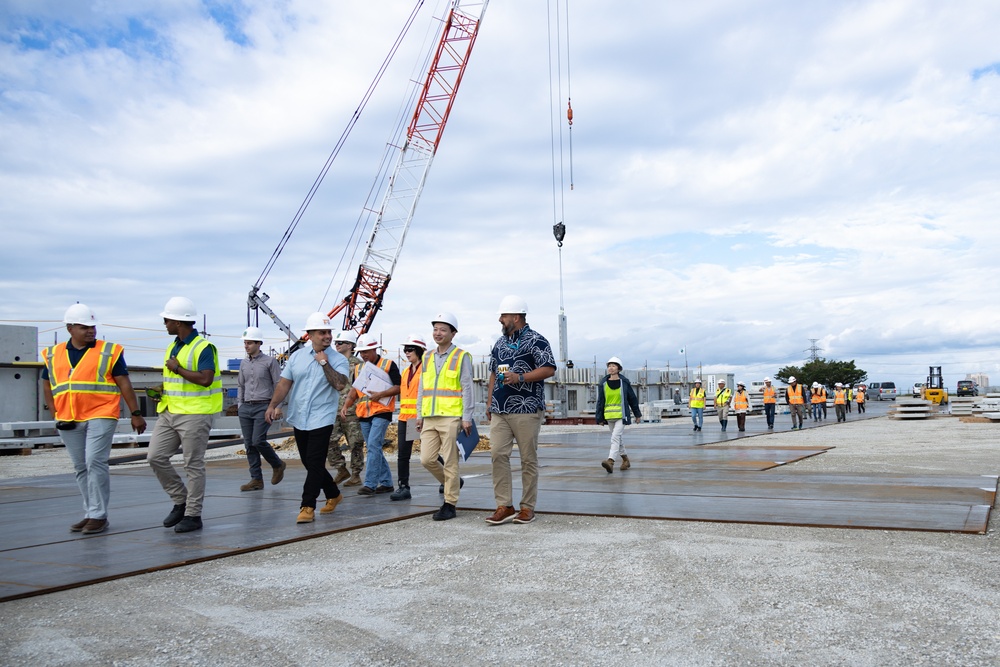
[390,485,411,501]
[163,504,186,528]
[174,516,202,533]
[432,503,457,521]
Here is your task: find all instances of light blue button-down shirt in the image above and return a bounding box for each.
[281,345,350,431]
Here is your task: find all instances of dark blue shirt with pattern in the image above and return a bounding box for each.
[489,324,556,414]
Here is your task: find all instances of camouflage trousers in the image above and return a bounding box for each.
[327,414,365,473]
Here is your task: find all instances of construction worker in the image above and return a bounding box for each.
[341,333,400,496]
[391,334,426,501]
[596,356,642,473]
[856,385,867,413]
[810,382,825,421]
[40,304,146,535]
[417,313,473,521]
[484,295,556,526]
[732,382,751,432]
[785,376,805,430]
[846,384,853,413]
[716,380,732,431]
[819,383,829,420]
[689,380,706,431]
[834,382,847,422]
[236,326,286,492]
[761,377,778,430]
[147,297,222,533]
[326,330,365,487]
[265,313,350,524]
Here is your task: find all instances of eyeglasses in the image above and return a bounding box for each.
[334,341,351,346]
[403,346,421,354]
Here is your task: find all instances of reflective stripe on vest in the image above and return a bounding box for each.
[716,388,731,406]
[689,388,705,408]
[811,390,825,404]
[160,336,222,414]
[788,385,804,404]
[43,341,123,421]
[604,382,623,420]
[834,390,846,404]
[856,390,865,403]
[399,363,421,420]
[733,391,749,410]
[354,357,396,418]
[762,386,777,404]
[420,347,468,417]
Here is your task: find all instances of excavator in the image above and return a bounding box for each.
[922,366,949,405]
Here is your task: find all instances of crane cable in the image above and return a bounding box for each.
[548,1,573,312]
[254,0,426,289]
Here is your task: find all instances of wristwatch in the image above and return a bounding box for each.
[131,409,142,417]
[319,359,328,366]
[519,373,525,383]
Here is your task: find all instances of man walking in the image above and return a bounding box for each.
[236,326,286,492]
[785,375,805,430]
[833,382,847,422]
[689,380,705,432]
[41,304,146,534]
[265,313,350,524]
[147,297,222,533]
[761,377,777,430]
[327,331,365,486]
[484,296,556,526]
[716,380,732,432]
[418,313,473,521]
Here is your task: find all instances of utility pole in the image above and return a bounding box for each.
[807,339,822,362]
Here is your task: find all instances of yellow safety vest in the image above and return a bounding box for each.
[603,382,623,420]
[421,347,470,417]
[689,387,705,408]
[43,341,124,421]
[716,388,732,406]
[160,335,222,414]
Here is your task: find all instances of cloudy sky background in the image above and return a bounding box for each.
[2,0,999,388]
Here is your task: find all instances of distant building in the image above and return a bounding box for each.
[966,372,989,388]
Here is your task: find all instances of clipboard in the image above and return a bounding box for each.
[351,361,393,406]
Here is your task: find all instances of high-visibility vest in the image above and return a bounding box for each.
[716,388,732,406]
[733,391,749,411]
[603,382,623,420]
[398,362,421,420]
[834,390,846,404]
[689,388,705,408]
[788,385,804,404]
[811,390,825,404]
[762,385,777,404]
[354,357,396,418]
[856,390,865,403]
[42,341,123,421]
[420,347,469,417]
[161,336,222,414]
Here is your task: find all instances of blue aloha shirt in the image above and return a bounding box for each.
[489,324,556,414]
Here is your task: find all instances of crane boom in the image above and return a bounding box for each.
[328,0,489,333]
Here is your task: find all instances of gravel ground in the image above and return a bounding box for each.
[1,417,998,666]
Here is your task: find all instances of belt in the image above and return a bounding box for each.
[244,400,271,404]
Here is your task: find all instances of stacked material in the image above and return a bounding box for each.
[888,397,936,420]
[978,393,1000,422]
[950,396,978,417]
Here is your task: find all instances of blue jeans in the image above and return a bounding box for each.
[238,402,283,480]
[360,417,393,489]
[59,417,117,520]
[812,403,821,420]
[763,403,776,427]
[690,407,704,429]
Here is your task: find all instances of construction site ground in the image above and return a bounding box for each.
[1,401,998,666]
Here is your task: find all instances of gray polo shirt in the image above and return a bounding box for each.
[237,351,282,403]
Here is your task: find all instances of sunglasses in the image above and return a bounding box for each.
[403,346,422,354]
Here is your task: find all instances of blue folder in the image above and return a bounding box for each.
[456,421,479,461]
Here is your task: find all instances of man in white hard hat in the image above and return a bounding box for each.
[236,326,286,492]
[147,297,222,533]
[784,375,805,430]
[715,379,732,432]
[391,333,426,501]
[761,377,777,430]
[833,382,848,422]
[341,333,401,496]
[595,357,642,474]
[40,304,146,535]
[484,295,556,526]
[266,313,350,524]
[417,313,473,520]
[327,330,365,487]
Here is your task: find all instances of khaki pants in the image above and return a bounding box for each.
[147,411,213,517]
[489,411,543,511]
[419,416,462,505]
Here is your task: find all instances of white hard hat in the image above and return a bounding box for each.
[333,330,357,345]
[160,296,197,322]
[835,382,843,387]
[402,335,427,349]
[764,377,772,382]
[718,379,726,384]
[788,376,797,383]
[737,381,745,387]
[812,382,820,388]
[302,312,333,332]
[607,356,623,368]
[497,295,528,315]
[694,378,702,384]
[63,303,98,326]
[431,311,459,331]
[241,326,265,342]
[355,333,380,352]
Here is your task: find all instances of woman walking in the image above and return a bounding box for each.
[596,357,642,474]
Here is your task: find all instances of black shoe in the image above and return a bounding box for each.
[357,486,375,496]
[163,504,186,528]
[174,516,202,533]
[374,485,394,494]
[390,485,411,501]
[432,503,457,521]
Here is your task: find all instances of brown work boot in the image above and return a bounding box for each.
[512,508,536,524]
[343,472,363,487]
[484,505,516,525]
[70,517,89,532]
[601,458,614,474]
[81,518,109,534]
[296,507,315,524]
[271,460,287,485]
[620,455,631,471]
[319,494,343,514]
[333,466,350,485]
[240,479,264,492]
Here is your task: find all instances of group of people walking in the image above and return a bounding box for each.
[44,295,556,534]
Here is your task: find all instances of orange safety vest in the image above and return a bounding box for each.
[856,390,865,403]
[353,357,396,418]
[762,385,777,404]
[834,390,846,405]
[398,362,420,420]
[733,391,750,411]
[788,385,804,405]
[42,341,124,421]
[811,389,825,404]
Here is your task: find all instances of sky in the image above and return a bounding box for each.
[2,0,999,389]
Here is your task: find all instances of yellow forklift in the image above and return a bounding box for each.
[922,366,949,404]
